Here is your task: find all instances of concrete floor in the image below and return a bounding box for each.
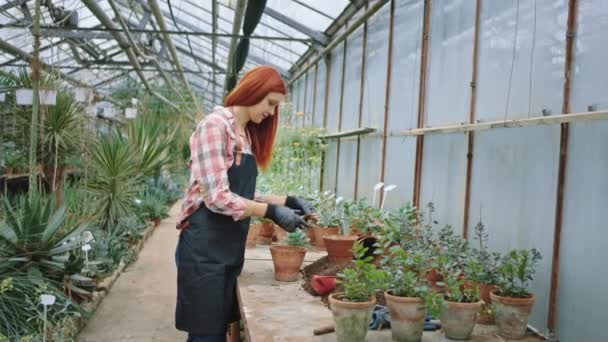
[77,202,186,342]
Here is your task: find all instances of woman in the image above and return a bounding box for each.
[174,66,313,342]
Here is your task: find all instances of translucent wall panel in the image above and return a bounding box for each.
[558,121,608,341]
[570,0,608,112]
[387,0,423,131]
[327,43,345,132]
[341,26,364,131]
[361,4,390,129]
[313,61,328,128]
[468,126,560,331]
[383,136,416,208]
[356,137,383,201]
[305,68,316,127]
[336,140,358,200]
[425,0,475,127]
[419,134,466,234]
[476,0,568,121]
[296,79,305,128]
[323,142,339,192]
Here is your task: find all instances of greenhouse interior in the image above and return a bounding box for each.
[0,0,605,341]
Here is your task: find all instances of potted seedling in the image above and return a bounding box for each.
[439,271,483,340]
[464,220,501,324]
[382,247,444,342]
[308,191,340,250]
[330,241,387,342]
[491,248,542,339]
[257,218,276,245]
[246,217,262,248]
[323,199,360,264]
[269,230,310,281]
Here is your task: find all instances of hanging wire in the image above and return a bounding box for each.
[527,0,537,117]
[167,0,204,73]
[504,0,521,122]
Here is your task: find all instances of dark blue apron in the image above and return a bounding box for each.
[175,150,257,335]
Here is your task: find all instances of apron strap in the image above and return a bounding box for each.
[235,139,243,166]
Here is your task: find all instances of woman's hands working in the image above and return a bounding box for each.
[241,195,314,232]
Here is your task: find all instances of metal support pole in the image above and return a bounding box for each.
[224,0,246,95]
[379,0,395,208]
[28,0,42,198]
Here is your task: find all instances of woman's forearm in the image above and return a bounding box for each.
[256,194,287,206]
[240,199,269,219]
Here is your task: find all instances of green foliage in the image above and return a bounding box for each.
[88,132,142,229]
[375,202,419,253]
[496,248,542,298]
[1,142,27,172]
[285,230,310,247]
[0,194,90,280]
[140,192,169,221]
[311,191,341,228]
[382,248,444,317]
[442,272,480,303]
[464,221,501,285]
[342,199,385,235]
[336,241,387,302]
[125,115,176,178]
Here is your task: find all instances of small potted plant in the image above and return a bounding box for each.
[309,191,340,250]
[382,247,444,342]
[439,271,483,340]
[269,230,310,281]
[322,199,360,264]
[257,218,276,245]
[330,241,387,342]
[491,248,542,339]
[246,217,262,248]
[464,220,501,324]
[141,194,168,226]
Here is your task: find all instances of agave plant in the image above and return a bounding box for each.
[125,114,176,178]
[88,132,142,230]
[0,194,90,284]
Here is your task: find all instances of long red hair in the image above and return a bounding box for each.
[224,66,286,170]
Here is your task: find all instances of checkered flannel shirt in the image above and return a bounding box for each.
[176,106,255,229]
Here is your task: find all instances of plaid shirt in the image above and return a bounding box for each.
[177,106,254,229]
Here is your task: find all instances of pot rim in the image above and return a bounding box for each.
[329,292,376,308]
[269,244,307,253]
[323,234,359,241]
[490,290,536,305]
[384,290,424,304]
[444,299,485,307]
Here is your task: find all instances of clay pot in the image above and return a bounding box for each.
[329,292,376,342]
[246,223,260,248]
[490,290,536,340]
[269,245,307,282]
[152,218,161,227]
[257,220,275,245]
[323,234,358,264]
[384,291,427,342]
[304,227,316,245]
[465,281,497,324]
[440,300,483,340]
[312,225,339,250]
[425,268,445,292]
[310,275,337,296]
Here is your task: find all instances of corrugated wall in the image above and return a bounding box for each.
[289,0,608,339]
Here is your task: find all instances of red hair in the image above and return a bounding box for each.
[224,66,286,170]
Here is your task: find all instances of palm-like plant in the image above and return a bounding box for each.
[125,113,176,178]
[88,132,142,230]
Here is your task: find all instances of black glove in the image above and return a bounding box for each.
[285,196,314,216]
[264,204,309,233]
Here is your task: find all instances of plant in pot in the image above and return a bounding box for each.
[464,220,501,324]
[382,247,444,342]
[322,199,362,265]
[140,193,168,226]
[246,217,262,248]
[439,271,483,340]
[269,229,310,281]
[331,241,387,342]
[491,248,542,340]
[308,191,340,250]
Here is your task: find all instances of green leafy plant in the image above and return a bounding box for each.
[125,115,176,178]
[311,191,341,228]
[383,247,444,316]
[140,192,169,222]
[496,248,542,298]
[442,272,480,303]
[464,221,501,285]
[336,241,387,302]
[284,230,310,247]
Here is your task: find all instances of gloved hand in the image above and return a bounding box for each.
[264,204,309,233]
[285,196,314,216]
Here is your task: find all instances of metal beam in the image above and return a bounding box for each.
[0,0,23,12]
[263,6,328,45]
[80,0,181,113]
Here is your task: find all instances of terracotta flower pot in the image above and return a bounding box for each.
[269,245,307,282]
[246,223,260,248]
[384,291,427,342]
[304,227,316,245]
[425,268,445,292]
[152,218,161,227]
[329,292,376,342]
[323,234,358,264]
[257,220,275,245]
[465,281,497,324]
[440,300,483,340]
[310,275,337,296]
[312,225,339,250]
[490,290,536,340]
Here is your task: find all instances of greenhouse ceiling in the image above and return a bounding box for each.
[0,0,359,113]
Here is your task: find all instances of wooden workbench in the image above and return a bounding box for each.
[237,246,543,342]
